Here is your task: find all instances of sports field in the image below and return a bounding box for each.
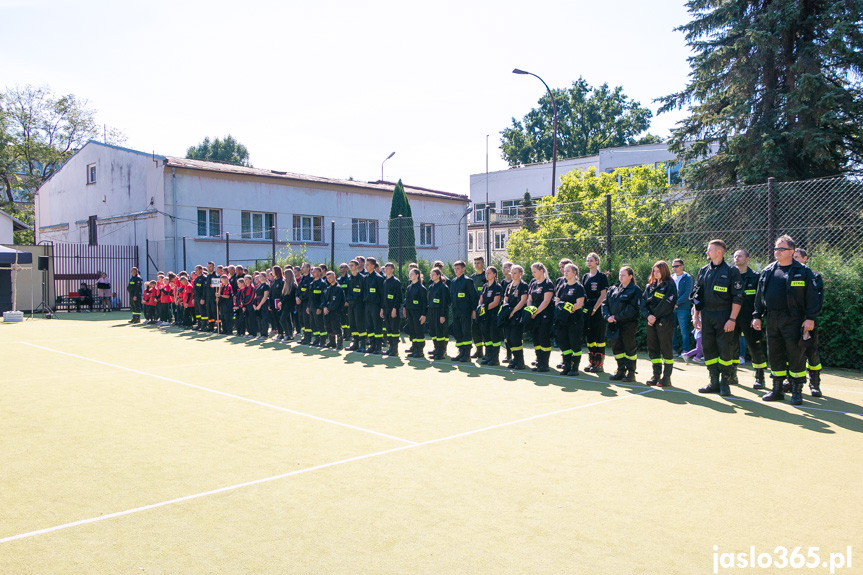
[1,314,861,575]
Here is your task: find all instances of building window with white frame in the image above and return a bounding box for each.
[351,218,378,244]
[419,223,434,247]
[500,200,520,216]
[293,214,323,243]
[476,230,485,251]
[86,163,96,184]
[468,232,474,252]
[197,208,221,238]
[474,202,495,223]
[493,229,508,251]
[242,211,275,239]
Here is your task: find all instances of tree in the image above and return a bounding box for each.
[186,135,251,167]
[521,191,537,232]
[0,85,124,204]
[658,0,863,187]
[507,166,675,264]
[500,78,657,166]
[387,179,417,265]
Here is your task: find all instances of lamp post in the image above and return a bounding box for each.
[513,68,558,197]
[381,151,395,183]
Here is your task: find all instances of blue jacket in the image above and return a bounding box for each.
[673,272,693,309]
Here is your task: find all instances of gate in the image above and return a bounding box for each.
[52,243,140,309]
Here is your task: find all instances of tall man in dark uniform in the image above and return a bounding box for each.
[470,257,486,358]
[127,267,143,324]
[337,263,351,343]
[753,235,820,406]
[450,260,479,362]
[733,249,768,389]
[192,265,207,330]
[204,261,218,332]
[362,257,385,354]
[296,263,312,344]
[793,248,824,397]
[345,259,365,351]
[693,239,744,396]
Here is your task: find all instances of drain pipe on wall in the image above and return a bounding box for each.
[172,168,178,271]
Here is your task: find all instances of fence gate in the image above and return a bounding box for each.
[52,243,139,309]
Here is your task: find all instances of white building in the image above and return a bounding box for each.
[467,143,681,261]
[36,141,468,277]
[0,209,30,244]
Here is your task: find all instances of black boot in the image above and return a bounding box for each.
[532,350,549,372]
[480,345,491,365]
[808,370,822,397]
[504,345,511,362]
[486,345,500,366]
[567,353,581,376]
[609,359,626,381]
[472,345,484,359]
[657,363,673,387]
[436,340,447,360]
[301,331,311,345]
[782,379,792,393]
[561,356,572,376]
[718,371,731,396]
[346,336,359,351]
[370,339,382,354]
[790,378,805,406]
[325,335,336,348]
[646,363,662,386]
[336,335,343,350]
[388,338,399,357]
[593,351,605,374]
[583,351,596,373]
[753,367,766,390]
[511,350,526,370]
[699,368,721,394]
[621,359,636,382]
[762,378,786,402]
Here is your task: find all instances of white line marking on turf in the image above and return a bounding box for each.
[0,388,652,545]
[20,342,417,446]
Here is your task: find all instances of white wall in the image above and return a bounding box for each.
[0,213,14,244]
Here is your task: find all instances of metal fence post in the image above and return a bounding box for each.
[271,226,276,266]
[145,239,150,280]
[182,236,187,271]
[605,192,612,272]
[226,232,230,265]
[397,215,403,275]
[767,177,775,261]
[331,220,335,268]
[485,205,491,265]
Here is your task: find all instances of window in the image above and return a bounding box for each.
[242,211,275,239]
[500,200,520,216]
[468,232,474,252]
[419,223,434,247]
[493,230,508,251]
[351,218,378,244]
[293,215,323,243]
[476,231,485,251]
[197,208,221,238]
[474,202,495,223]
[87,164,96,184]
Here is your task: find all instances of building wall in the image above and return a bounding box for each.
[0,214,13,244]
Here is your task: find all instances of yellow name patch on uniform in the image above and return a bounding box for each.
[654,292,664,299]
[713,286,728,292]
[353,288,361,292]
[791,280,805,287]
[387,294,394,299]
[412,300,419,304]
[313,290,322,294]
[745,289,757,295]
[563,302,574,313]
[457,292,465,297]
[369,288,376,293]
[433,298,440,303]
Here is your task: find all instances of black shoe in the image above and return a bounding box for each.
[621,360,636,382]
[790,380,804,406]
[609,365,626,381]
[646,364,662,386]
[753,368,766,390]
[471,346,483,359]
[657,363,672,387]
[782,380,792,393]
[699,372,721,394]
[808,371,822,397]
[762,380,786,402]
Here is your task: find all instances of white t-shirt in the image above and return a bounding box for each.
[673,272,683,290]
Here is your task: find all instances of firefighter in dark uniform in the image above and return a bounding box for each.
[404,268,428,358]
[469,257,486,359]
[500,265,530,370]
[554,263,586,376]
[793,248,824,397]
[582,253,609,373]
[526,262,555,372]
[450,260,479,362]
[692,240,744,396]
[734,249,769,389]
[500,261,513,362]
[337,263,351,343]
[321,270,345,349]
[127,267,143,324]
[640,261,678,386]
[427,268,451,360]
[602,266,642,382]
[192,265,207,330]
[381,263,403,356]
[204,261,218,332]
[296,263,312,344]
[477,266,503,366]
[553,258,573,370]
[363,257,385,354]
[345,260,366,351]
[753,236,820,405]
[308,266,327,347]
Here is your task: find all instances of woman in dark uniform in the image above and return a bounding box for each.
[554,263,586,376]
[582,252,609,373]
[527,262,554,372]
[501,265,529,370]
[279,268,297,343]
[602,266,642,382]
[641,261,678,386]
[403,268,428,358]
[426,268,450,360]
[478,266,503,366]
[252,273,270,341]
[270,266,285,340]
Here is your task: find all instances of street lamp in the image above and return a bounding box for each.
[381,151,395,183]
[513,68,558,197]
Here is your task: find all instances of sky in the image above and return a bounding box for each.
[1,0,694,197]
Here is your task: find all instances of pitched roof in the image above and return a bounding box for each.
[0,209,31,231]
[163,156,467,202]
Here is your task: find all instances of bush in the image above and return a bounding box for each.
[807,252,863,370]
